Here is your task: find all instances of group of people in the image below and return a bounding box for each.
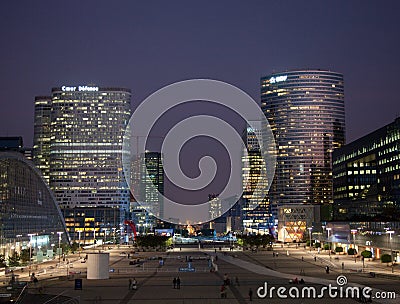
[289,277,305,284]
[172,276,181,289]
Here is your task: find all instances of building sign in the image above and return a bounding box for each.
[269,75,288,84]
[62,86,99,92]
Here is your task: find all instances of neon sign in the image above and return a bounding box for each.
[269,75,288,84]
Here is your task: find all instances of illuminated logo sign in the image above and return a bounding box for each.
[61,86,99,92]
[269,75,288,84]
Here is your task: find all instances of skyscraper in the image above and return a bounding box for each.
[241,122,271,233]
[261,70,345,240]
[33,85,131,242]
[33,96,52,183]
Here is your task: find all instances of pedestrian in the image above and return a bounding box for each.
[220,284,226,298]
[301,256,304,261]
[248,288,253,301]
[129,278,132,289]
[314,256,317,262]
[235,276,240,286]
[342,262,344,270]
[273,252,275,257]
[173,277,177,289]
[325,266,330,274]
[131,278,137,290]
[177,276,181,289]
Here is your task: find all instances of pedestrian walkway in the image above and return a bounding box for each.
[217,253,399,304]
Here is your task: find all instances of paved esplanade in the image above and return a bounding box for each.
[11,246,399,303]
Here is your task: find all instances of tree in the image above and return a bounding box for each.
[335,246,343,254]
[347,248,357,255]
[361,250,372,259]
[70,242,79,253]
[20,249,31,264]
[314,242,321,248]
[380,254,392,265]
[323,244,330,250]
[0,254,6,268]
[8,253,20,267]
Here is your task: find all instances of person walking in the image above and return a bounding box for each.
[173,277,177,289]
[128,278,132,290]
[248,288,253,301]
[176,276,181,289]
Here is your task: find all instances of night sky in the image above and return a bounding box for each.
[1,0,399,145]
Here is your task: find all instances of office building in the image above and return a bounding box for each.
[0,151,69,258]
[33,85,131,242]
[241,123,272,233]
[333,117,400,221]
[0,136,33,160]
[33,96,52,183]
[261,70,345,240]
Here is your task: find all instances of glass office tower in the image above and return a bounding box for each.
[261,70,345,207]
[33,85,131,242]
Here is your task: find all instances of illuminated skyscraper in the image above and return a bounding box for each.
[33,96,52,183]
[33,85,131,242]
[261,70,345,240]
[241,122,271,233]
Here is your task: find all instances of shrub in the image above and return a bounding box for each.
[347,248,357,255]
[323,244,330,250]
[314,242,321,248]
[361,250,372,259]
[380,254,392,264]
[335,246,343,254]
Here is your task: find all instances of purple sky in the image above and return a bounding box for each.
[1,1,399,145]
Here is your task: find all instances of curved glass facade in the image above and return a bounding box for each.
[261,70,345,206]
[0,152,68,258]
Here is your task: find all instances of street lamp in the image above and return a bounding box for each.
[27,233,36,275]
[77,231,82,257]
[282,226,286,246]
[326,228,332,256]
[351,229,357,263]
[308,227,313,252]
[57,232,63,266]
[387,230,395,273]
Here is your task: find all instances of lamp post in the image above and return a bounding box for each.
[308,227,312,252]
[283,226,286,246]
[387,230,394,273]
[27,233,36,275]
[77,231,82,258]
[326,228,332,256]
[57,232,63,266]
[351,229,357,263]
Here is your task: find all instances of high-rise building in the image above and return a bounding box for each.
[33,96,52,183]
[33,85,131,242]
[0,136,33,160]
[130,152,165,232]
[333,117,400,221]
[241,122,272,233]
[261,70,345,240]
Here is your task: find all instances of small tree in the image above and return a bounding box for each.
[380,254,392,265]
[323,244,330,250]
[0,254,6,268]
[347,248,357,255]
[8,253,20,267]
[20,249,31,264]
[314,242,321,248]
[335,246,343,254]
[361,250,372,259]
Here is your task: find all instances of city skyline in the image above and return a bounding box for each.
[1,1,400,146]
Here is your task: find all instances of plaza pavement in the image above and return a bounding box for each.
[4,245,399,303]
